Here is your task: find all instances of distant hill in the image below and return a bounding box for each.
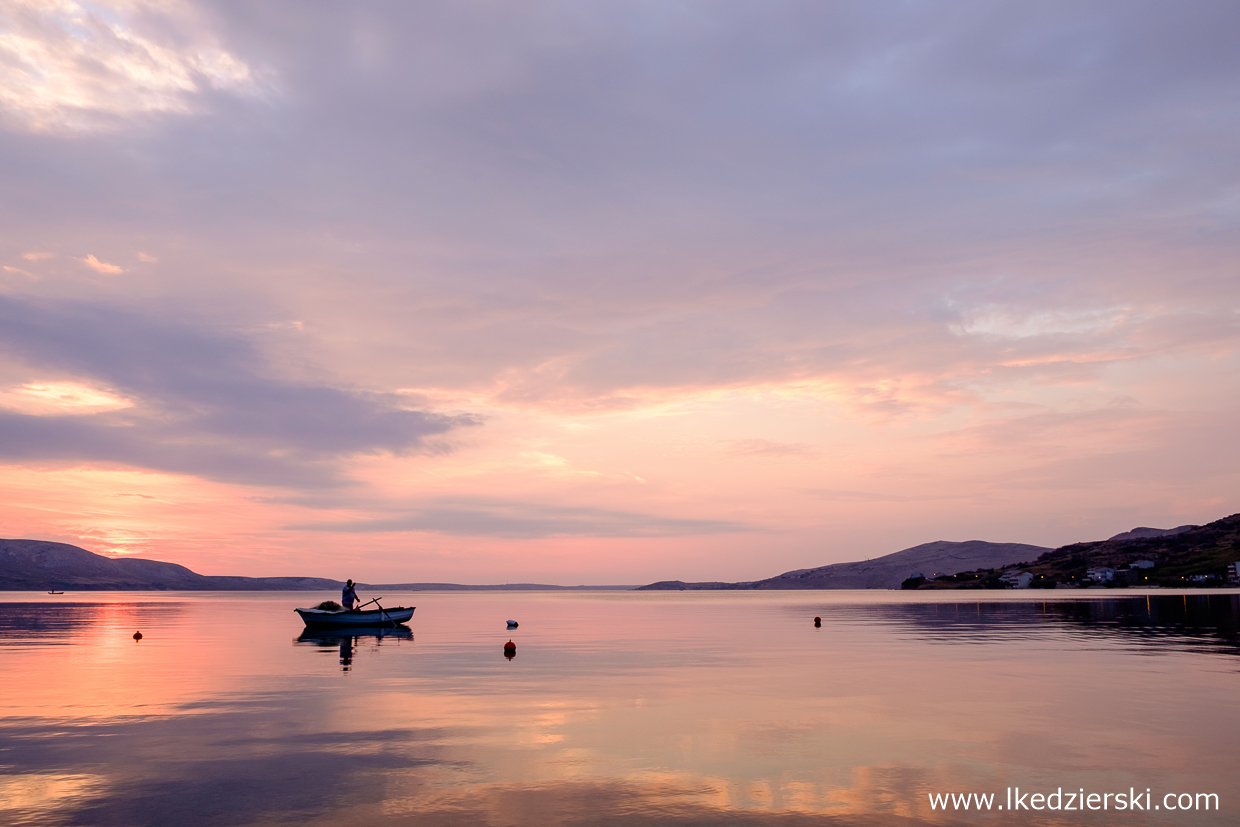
[1107,525,1197,542]
[8,515,1235,593]
[638,540,1052,591]
[0,539,342,591]
[633,580,745,591]
[0,539,634,591]
[912,514,1240,589]
[365,582,636,591]
[752,540,1054,589]
[1020,515,1238,588]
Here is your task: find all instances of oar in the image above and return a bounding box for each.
[372,598,394,627]
[357,597,395,626]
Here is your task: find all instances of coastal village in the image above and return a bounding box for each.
[902,514,1240,590]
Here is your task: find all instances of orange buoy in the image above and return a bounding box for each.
[503,640,516,659]
[813,616,821,627]
[133,631,143,640]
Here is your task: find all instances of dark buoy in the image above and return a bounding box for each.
[813,617,821,628]
[503,640,516,659]
[133,631,143,640]
[507,619,519,628]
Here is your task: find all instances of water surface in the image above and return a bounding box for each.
[2,590,1237,826]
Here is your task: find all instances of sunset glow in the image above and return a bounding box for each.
[1,1,1237,583]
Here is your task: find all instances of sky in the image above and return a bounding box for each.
[1,0,1238,584]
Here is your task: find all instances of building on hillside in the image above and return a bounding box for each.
[1086,567,1116,584]
[1000,571,1034,589]
[1131,560,1155,569]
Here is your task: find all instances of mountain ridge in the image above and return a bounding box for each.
[638,539,1053,590]
[0,539,342,591]
[0,539,630,591]
[914,514,1238,589]
[3,517,1231,592]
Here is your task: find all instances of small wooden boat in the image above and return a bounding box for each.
[48,590,64,595]
[294,605,415,628]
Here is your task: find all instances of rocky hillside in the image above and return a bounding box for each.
[639,539,1052,590]
[0,539,341,591]
[911,515,1240,589]
[1106,525,1197,542]
[752,540,1052,589]
[1025,514,1238,587]
[0,539,633,591]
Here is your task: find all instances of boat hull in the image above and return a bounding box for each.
[295,606,415,628]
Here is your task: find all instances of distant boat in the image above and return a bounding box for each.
[48,590,64,594]
[294,606,415,628]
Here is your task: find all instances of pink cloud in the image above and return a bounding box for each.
[80,254,124,274]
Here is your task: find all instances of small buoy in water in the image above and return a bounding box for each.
[503,640,516,659]
[507,619,518,628]
[133,631,143,640]
[813,617,821,628]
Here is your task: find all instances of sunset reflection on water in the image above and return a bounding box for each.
[1,591,1237,826]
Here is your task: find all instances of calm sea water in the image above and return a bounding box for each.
[2,590,1237,826]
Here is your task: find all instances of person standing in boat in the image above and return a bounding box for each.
[341,579,359,611]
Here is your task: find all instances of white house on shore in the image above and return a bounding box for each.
[1000,571,1034,589]
[1086,567,1116,583]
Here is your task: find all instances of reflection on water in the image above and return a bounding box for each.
[295,626,414,671]
[0,601,185,645]
[1,590,1237,826]
[813,592,1240,654]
